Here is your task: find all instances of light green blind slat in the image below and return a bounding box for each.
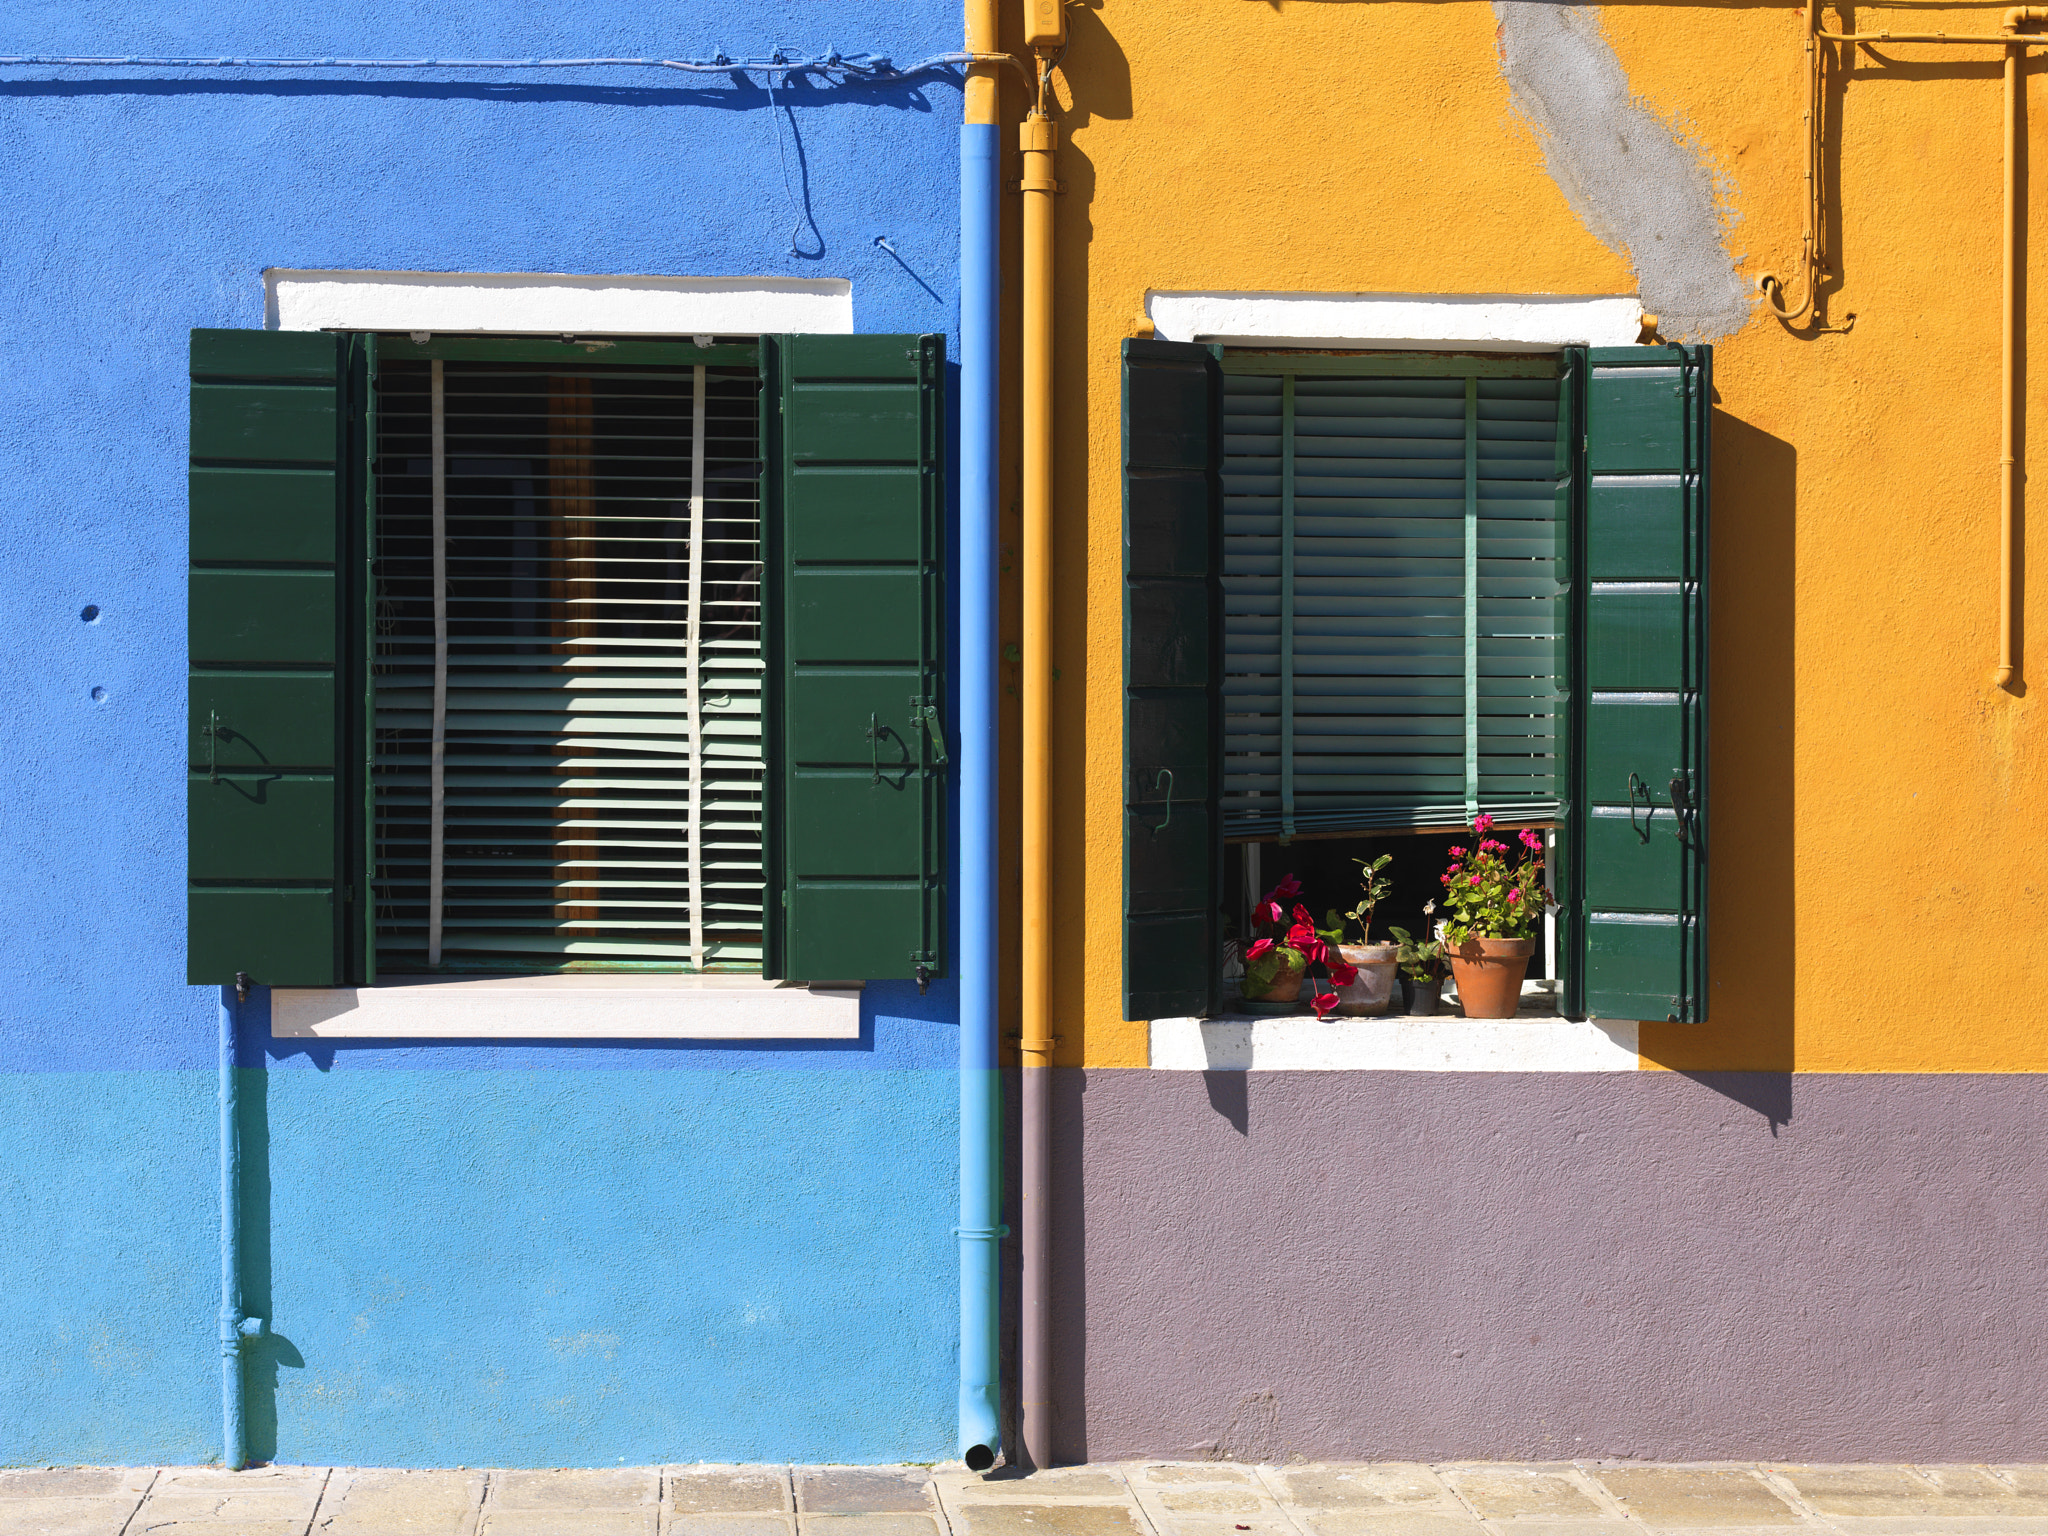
[1222,370,1564,838]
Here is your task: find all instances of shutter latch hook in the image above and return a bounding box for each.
[1627,773,1654,843]
[916,961,930,995]
[1668,776,1694,846]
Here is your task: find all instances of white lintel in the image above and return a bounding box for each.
[271,974,863,1040]
[266,269,854,335]
[1149,1014,1641,1072]
[1146,290,1643,351]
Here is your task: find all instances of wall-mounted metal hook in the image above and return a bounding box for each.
[1147,768,1174,836]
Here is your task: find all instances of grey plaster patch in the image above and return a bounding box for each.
[1492,2,1750,341]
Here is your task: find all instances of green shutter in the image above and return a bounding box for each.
[1122,339,1223,1020]
[189,329,364,986]
[762,335,946,982]
[1218,356,1563,837]
[1564,345,1710,1023]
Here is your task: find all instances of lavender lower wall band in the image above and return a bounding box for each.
[1029,1069,2048,1463]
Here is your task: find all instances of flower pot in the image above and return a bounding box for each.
[1400,976,1443,1016]
[1239,953,1306,1005]
[1447,936,1536,1019]
[1334,944,1399,1015]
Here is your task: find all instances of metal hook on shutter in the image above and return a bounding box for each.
[1669,776,1694,846]
[1627,772,1654,843]
[1147,768,1174,836]
[208,709,220,785]
[917,703,950,765]
[868,713,882,785]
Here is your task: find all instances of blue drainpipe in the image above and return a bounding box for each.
[219,977,264,1469]
[958,105,1003,1469]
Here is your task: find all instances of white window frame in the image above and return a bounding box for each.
[263,268,859,1040]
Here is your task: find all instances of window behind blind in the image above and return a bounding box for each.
[371,359,764,971]
[1221,366,1565,839]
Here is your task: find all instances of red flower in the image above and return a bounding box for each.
[1310,990,1341,1020]
[1327,961,1359,987]
[1246,937,1275,961]
[1448,845,1467,857]
[1285,920,1317,949]
[1257,900,1284,925]
[1291,903,1314,926]
[1474,812,1495,834]
[1507,888,1521,904]
[1266,875,1302,903]
[1520,829,1543,852]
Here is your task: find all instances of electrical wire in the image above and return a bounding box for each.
[0,48,985,79]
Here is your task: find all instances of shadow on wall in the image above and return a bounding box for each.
[236,1057,303,1466]
[1639,410,1795,1113]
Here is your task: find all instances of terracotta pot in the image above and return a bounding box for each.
[1401,976,1444,1016]
[1333,944,1399,1015]
[1447,936,1536,1019]
[1240,951,1306,1003]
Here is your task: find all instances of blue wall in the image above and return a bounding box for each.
[0,0,966,1466]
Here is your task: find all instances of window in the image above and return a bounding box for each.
[1122,340,1708,1025]
[371,353,765,972]
[188,330,948,990]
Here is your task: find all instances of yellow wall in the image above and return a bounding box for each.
[1028,0,2047,1071]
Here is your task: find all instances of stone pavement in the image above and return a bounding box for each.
[8,1461,2048,1536]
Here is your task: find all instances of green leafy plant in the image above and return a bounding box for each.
[1388,919,1446,982]
[1342,853,1395,944]
[1437,814,1555,942]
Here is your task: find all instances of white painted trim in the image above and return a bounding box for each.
[1145,291,1642,351]
[1149,1015,1640,1072]
[266,269,854,335]
[271,975,863,1040]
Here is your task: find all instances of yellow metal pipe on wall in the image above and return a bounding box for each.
[1017,83,1059,1470]
[1767,4,2043,689]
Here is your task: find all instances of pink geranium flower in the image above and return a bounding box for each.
[1246,937,1275,961]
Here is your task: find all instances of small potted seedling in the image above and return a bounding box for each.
[1389,911,1448,1016]
[1329,853,1399,1015]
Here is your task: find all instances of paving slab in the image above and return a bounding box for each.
[314,1469,482,1534]
[672,1470,794,1514]
[1279,1468,1456,1512]
[1296,1515,1488,1536]
[1441,1467,1614,1522]
[947,1475,1133,1502]
[1999,1471,2048,1497]
[950,1503,1145,1536]
[1135,1469,1260,1489]
[796,1516,941,1536]
[491,1468,660,1511]
[1476,1524,1630,1536]
[671,1517,795,1536]
[1592,1469,1802,1528]
[1809,1522,2048,1535]
[480,1512,655,1536]
[797,1469,935,1515]
[0,1471,154,1501]
[0,1496,147,1536]
[1147,1516,1295,1536]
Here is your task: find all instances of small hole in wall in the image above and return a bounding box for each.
[80,604,99,622]
[90,686,108,703]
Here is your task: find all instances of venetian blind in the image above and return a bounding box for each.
[372,359,763,970]
[1221,365,1564,839]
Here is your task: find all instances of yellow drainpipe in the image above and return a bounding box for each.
[1764,5,2047,690]
[1018,1,1063,1470]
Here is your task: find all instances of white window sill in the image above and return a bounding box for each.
[270,975,863,1040]
[1151,985,1639,1071]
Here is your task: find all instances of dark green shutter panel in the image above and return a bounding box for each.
[762,334,946,982]
[1122,339,1223,1020]
[189,328,360,986]
[1564,345,1709,1023]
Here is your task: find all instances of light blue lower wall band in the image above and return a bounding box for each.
[2,1067,957,1467]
